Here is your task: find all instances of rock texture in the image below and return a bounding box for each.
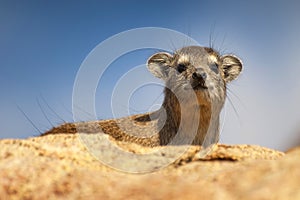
[0,133,299,200]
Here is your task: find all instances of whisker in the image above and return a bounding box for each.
[147,91,164,111]
[59,101,74,122]
[16,104,42,134]
[227,87,246,109]
[73,104,96,121]
[218,33,227,54]
[226,94,240,120]
[36,98,54,127]
[225,89,243,127]
[168,38,177,53]
[40,94,66,123]
[219,99,228,137]
[209,23,217,50]
[185,26,192,48]
[209,31,213,49]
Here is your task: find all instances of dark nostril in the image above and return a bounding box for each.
[192,72,207,80]
[192,72,199,79]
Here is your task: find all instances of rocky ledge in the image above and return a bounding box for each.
[0,133,299,200]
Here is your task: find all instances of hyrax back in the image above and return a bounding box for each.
[43,46,242,147]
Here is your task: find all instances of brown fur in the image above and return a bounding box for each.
[42,46,243,147]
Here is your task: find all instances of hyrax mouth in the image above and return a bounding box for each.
[192,83,208,90]
[183,79,208,91]
[191,71,208,90]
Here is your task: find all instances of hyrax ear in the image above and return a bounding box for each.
[147,52,173,80]
[220,55,243,83]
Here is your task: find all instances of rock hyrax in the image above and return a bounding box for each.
[43,46,243,147]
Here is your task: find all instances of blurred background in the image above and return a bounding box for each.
[1,0,300,151]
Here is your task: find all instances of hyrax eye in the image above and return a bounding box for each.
[210,62,219,73]
[177,64,187,73]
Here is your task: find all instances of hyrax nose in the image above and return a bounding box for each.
[192,71,207,81]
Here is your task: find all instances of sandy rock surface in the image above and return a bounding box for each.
[0,133,299,200]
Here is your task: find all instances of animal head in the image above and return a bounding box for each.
[147,46,242,106]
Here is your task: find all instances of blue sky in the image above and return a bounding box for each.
[1,0,300,151]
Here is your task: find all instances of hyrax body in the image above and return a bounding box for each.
[43,46,242,147]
